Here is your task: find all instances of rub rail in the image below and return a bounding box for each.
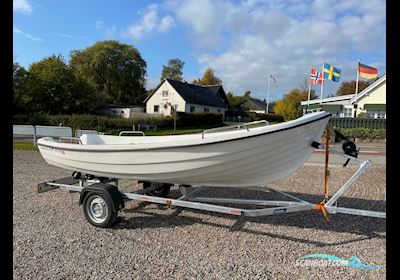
[202,120,269,139]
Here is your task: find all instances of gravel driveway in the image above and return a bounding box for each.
[13,150,386,279]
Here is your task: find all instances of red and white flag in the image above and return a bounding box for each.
[310,67,323,85]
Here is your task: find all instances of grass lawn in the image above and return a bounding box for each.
[13,142,38,151]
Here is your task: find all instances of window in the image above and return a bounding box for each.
[343,107,353,118]
[204,107,210,112]
[378,111,386,119]
[190,106,195,112]
[217,109,221,113]
[171,104,177,112]
[154,105,159,112]
[328,111,340,117]
[367,110,386,119]
[162,90,168,97]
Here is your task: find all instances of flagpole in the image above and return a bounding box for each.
[306,66,312,114]
[307,70,311,113]
[354,59,360,117]
[320,60,325,104]
[266,74,270,114]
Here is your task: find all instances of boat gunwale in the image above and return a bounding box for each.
[37,113,331,152]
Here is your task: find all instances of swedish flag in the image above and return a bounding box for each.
[323,63,341,82]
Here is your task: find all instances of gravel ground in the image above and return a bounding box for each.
[13,150,386,279]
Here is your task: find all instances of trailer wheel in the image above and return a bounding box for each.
[143,182,171,197]
[83,192,117,228]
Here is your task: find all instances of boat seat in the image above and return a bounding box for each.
[79,134,105,145]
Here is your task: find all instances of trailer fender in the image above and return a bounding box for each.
[79,183,125,212]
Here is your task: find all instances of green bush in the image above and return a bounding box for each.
[175,112,223,127]
[335,127,386,140]
[251,112,284,123]
[225,110,284,123]
[13,112,224,131]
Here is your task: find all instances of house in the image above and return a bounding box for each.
[300,74,386,119]
[105,104,145,118]
[238,97,273,114]
[144,79,229,116]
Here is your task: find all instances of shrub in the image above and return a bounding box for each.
[334,127,386,140]
[175,112,223,127]
[224,110,284,123]
[251,112,284,123]
[13,112,224,132]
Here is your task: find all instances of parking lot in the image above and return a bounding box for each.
[13,150,386,279]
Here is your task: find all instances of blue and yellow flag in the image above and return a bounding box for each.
[323,63,341,82]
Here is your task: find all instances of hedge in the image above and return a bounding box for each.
[175,112,223,127]
[225,110,284,123]
[250,112,284,123]
[333,127,386,140]
[13,112,223,131]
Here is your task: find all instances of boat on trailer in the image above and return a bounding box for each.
[37,111,331,187]
[36,111,386,228]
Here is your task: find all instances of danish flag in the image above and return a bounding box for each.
[310,67,324,85]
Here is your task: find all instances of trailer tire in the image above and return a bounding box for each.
[83,192,117,228]
[143,182,171,197]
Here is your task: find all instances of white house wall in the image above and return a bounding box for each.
[356,81,386,115]
[146,81,186,116]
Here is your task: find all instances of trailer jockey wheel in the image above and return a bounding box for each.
[143,182,171,197]
[83,192,117,228]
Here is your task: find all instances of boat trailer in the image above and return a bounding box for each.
[37,132,386,228]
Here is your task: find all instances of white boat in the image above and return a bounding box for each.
[37,111,331,187]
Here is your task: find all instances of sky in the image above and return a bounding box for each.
[13,0,386,102]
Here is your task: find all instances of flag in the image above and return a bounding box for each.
[269,74,277,86]
[323,63,341,82]
[310,67,324,85]
[358,63,378,79]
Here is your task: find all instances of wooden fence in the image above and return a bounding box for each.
[328,118,386,129]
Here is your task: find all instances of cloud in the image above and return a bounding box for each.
[167,0,386,99]
[96,20,104,30]
[13,27,42,42]
[159,15,174,32]
[13,0,32,14]
[174,0,221,47]
[105,26,117,39]
[124,4,175,41]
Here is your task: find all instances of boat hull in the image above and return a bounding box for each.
[37,112,330,187]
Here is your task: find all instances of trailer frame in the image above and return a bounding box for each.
[37,142,386,227]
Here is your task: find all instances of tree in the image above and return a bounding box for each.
[273,88,314,120]
[22,55,101,114]
[192,68,222,85]
[226,92,247,107]
[70,40,147,105]
[13,62,29,113]
[336,80,371,96]
[160,58,185,81]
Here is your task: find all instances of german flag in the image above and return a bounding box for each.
[359,63,378,79]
